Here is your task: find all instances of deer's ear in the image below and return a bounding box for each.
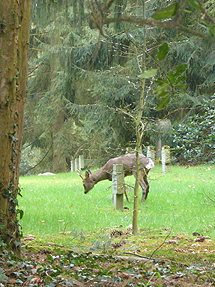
[88,170,92,175]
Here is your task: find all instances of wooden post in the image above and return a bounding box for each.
[79,155,84,169]
[112,164,124,210]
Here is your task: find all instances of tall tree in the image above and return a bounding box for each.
[0,0,31,254]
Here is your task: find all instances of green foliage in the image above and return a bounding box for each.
[171,96,215,164]
[151,3,178,20]
[155,63,187,111]
[188,0,201,10]
[166,39,215,96]
[157,42,169,60]
[138,69,157,79]
[0,268,8,283]
[1,244,214,286]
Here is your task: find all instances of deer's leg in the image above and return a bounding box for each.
[133,171,147,202]
[124,188,130,202]
[142,171,149,202]
[139,169,150,202]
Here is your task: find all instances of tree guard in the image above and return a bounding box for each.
[79,155,84,170]
[161,145,171,173]
[147,146,155,164]
[75,158,79,171]
[112,164,125,210]
[71,160,75,172]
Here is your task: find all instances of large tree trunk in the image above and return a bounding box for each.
[53,110,67,173]
[50,18,67,174]
[0,0,31,255]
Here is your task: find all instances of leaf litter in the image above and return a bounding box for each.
[0,227,215,286]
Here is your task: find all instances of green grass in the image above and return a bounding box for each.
[19,165,215,241]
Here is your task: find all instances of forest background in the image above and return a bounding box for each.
[22,0,215,175]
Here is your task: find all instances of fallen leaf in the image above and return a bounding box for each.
[194,236,206,242]
[31,277,43,284]
[121,279,130,287]
[175,248,187,253]
[24,236,35,241]
[121,272,130,279]
[71,277,84,286]
[165,240,178,244]
[192,232,200,236]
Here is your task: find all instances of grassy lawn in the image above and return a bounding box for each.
[19,164,215,241]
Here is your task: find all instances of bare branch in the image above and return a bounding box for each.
[88,0,215,41]
[149,231,171,259]
[88,0,115,34]
[88,0,104,34]
[174,0,187,25]
[104,16,214,40]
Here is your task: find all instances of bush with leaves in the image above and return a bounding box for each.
[171,96,215,164]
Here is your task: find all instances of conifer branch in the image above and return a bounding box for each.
[197,0,215,25]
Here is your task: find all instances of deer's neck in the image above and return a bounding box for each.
[91,168,110,184]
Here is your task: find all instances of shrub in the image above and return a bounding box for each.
[171,96,215,164]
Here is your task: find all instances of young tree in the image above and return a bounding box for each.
[132,0,147,235]
[87,0,215,234]
[0,0,31,255]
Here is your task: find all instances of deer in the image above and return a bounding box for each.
[78,153,154,202]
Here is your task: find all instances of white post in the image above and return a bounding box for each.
[147,146,155,164]
[79,155,84,169]
[75,158,79,171]
[161,148,166,173]
[71,160,75,172]
[112,164,124,210]
[161,145,170,173]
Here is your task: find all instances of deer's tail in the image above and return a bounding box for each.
[145,158,154,170]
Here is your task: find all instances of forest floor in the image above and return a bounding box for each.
[1,227,215,286]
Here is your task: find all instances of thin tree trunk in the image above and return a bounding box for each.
[132,0,146,235]
[0,0,31,255]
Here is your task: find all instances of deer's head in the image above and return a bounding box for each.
[78,170,95,194]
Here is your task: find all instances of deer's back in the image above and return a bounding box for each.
[102,153,150,177]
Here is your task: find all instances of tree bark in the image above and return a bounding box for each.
[0,0,31,255]
[50,17,67,174]
[53,110,67,173]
